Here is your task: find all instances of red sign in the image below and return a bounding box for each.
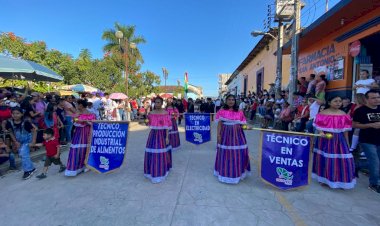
[349,40,361,57]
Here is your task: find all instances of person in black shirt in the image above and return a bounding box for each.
[187,98,195,113]
[56,98,67,144]
[175,99,184,125]
[20,96,41,122]
[204,98,215,121]
[2,107,37,179]
[341,97,353,113]
[353,89,380,193]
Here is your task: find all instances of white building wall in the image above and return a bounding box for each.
[227,74,243,96]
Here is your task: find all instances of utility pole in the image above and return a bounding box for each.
[162,67,168,93]
[288,0,301,105]
[275,20,284,99]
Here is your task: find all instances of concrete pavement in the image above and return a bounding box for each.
[1,122,379,226]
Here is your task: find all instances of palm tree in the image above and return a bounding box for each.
[102,22,146,70]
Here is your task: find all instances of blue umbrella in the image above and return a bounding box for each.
[0,55,63,82]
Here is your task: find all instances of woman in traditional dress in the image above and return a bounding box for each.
[312,95,356,189]
[65,99,96,177]
[144,96,172,183]
[166,98,181,150]
[214,94,251,184]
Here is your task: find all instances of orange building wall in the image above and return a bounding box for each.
[241,40,291,93]
[298,7,380,92]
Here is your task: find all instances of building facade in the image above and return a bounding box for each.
[226,29,291,97]
[283,0,380,98]
[218,73,231,98]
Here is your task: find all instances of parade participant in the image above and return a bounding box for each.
[32,128,66,179]
[2,107,37,179]
[166,98,181,150]
[214,94,251,184]
[144,96,172,183]
[312,95,355,189]
[65,99,96,177]
[353,90,380,193]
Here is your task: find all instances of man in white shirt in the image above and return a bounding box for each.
[239,98,246,110]
[354,70,378,94]
[306,96,324,133]
[88,94,102,120]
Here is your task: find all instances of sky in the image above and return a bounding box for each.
[0,0,340,97]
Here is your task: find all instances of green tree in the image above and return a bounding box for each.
[128,71,161,98]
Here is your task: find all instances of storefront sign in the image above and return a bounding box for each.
[299,44,336,74]
[260,131,312,190]
[185,113,211,145]
[86,121,129,174]
[349,40,361,57]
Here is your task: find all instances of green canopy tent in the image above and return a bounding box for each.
[0,55,63,82]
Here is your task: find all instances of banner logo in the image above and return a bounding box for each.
[185,113,211,145]
[276,167,293,185]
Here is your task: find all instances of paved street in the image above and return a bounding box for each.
[1,122,380,226]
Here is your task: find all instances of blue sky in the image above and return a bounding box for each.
[0,0,340,96]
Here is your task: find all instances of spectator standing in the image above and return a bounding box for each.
[3,107,37,179]
[63,96,76,143]
[315,74,327,101]
[306,74,317,95]
[353,90,380,193]
[187,98,195,113]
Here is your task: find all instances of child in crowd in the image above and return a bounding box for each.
[32,128,66,179]
[0,137,16,171]
[2,107,37,179]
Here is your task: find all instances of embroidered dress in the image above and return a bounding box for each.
[144,113,172,183]
[312,114,356,189]
[65,113,96,177]
[214,109,251,184]
[166,107,181,150]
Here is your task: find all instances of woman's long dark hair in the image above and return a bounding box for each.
[320,74,328,86]
[222,94,239,112]
[45,103,55,121]
[77,99,88,108]
[20,96,33,111]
